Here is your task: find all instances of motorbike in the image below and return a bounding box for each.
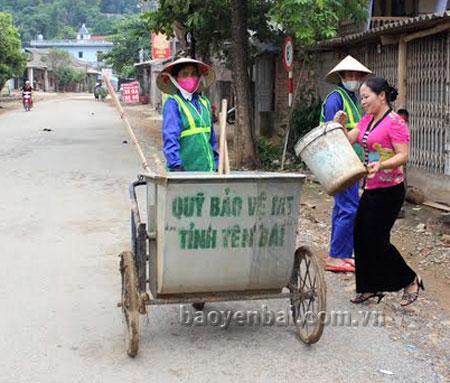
[94,86,107,101]
[22,91,32,112]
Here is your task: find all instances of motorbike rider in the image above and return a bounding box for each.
[22,80,33,109]
[94,80,106,101]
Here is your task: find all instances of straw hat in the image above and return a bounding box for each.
[156,57,216,94]
[325,55,372,84]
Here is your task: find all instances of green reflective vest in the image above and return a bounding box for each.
[169,94,216,171]
[320,87,364,162]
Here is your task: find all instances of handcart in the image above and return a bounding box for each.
[119,171,327,357]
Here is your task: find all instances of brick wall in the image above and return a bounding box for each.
[274,55,313,135]
[274,56,289,133]
[273,49,364,135]
[273,53,327,135]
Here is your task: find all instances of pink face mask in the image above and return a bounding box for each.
[177,77,200,93]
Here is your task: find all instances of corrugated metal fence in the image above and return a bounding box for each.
[348,44,398,95]
[407,31,449,175]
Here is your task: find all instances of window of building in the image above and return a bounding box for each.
[78,51,83,59]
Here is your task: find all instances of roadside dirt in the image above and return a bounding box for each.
[0,91,76,116]
[300,180,450,309]
[114,101,163,146]
[300,180,450,379]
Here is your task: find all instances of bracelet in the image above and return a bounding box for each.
[379,162,385,171]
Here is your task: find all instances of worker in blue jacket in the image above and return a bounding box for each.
[320,56,372,273]
[157,58,219,172]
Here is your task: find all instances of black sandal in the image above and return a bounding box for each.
[400,276,425,307]
[351,292,385,304]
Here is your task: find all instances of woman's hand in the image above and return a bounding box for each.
[333,111,347,127]
[367,161,382,178]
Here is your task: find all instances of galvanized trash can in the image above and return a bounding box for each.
[295,122,366,195]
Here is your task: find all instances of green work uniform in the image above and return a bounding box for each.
[168,94,216,171]
[320,87,364,162]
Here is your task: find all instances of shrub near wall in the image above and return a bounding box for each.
[58,66,85,91]
[288,89,322,155]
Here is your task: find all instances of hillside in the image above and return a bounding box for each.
[0,0,139,44]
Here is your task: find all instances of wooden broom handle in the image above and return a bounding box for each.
[218,99,230,175]
[104,76,162,176]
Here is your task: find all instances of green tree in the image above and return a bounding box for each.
[142,0,272,61]
[100,0,139,14]
[0,12,27,90]
[142,0,272,168]
[103,16,151,77]
[44,49,86,90]
[46,48,72,91]
[1,0,137,43]
[271,0,369,44]
[55,26,77,39]
[59,65,85,89]
[230,0,258,168]
[142,0,369,168]
[90,16,118,35]
[142,0,231,59]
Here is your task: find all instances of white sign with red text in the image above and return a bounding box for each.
[122,82,140,103]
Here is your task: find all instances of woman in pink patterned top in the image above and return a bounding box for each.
[334,77,424,307]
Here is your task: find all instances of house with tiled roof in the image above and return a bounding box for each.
[23,48,98,92]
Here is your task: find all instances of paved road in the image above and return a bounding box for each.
[0,96,445,382]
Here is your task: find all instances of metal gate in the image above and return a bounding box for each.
[349,44,398,87]
[407,31,450,175]
[366,44,398,87]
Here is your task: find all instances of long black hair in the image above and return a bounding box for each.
[363,77,398,104]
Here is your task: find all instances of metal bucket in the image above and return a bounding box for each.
[295,123,366,195]
[145,172,305,294]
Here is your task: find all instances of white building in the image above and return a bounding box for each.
[30,25,113,67]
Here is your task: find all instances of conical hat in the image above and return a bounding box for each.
[325,55,372,84]
[156,57,216,94]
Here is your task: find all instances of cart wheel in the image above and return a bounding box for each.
[289,245,327,344]
[120,251,140,357]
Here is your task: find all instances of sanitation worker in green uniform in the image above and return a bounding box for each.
[319,56,372,273]
[157,58,219,172]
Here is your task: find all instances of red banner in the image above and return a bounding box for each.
[152,33,171,59]
[122,82,140,103]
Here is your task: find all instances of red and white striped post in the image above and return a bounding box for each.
[288,70,293,107]
[281,36,294,170]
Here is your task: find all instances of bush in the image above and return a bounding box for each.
[288,93,323,157]
[256,81,322,172]
[59,66,85,87]
[94,87,108,98]
[256,138,303,171]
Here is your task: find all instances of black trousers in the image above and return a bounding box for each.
[354,183,416,293]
